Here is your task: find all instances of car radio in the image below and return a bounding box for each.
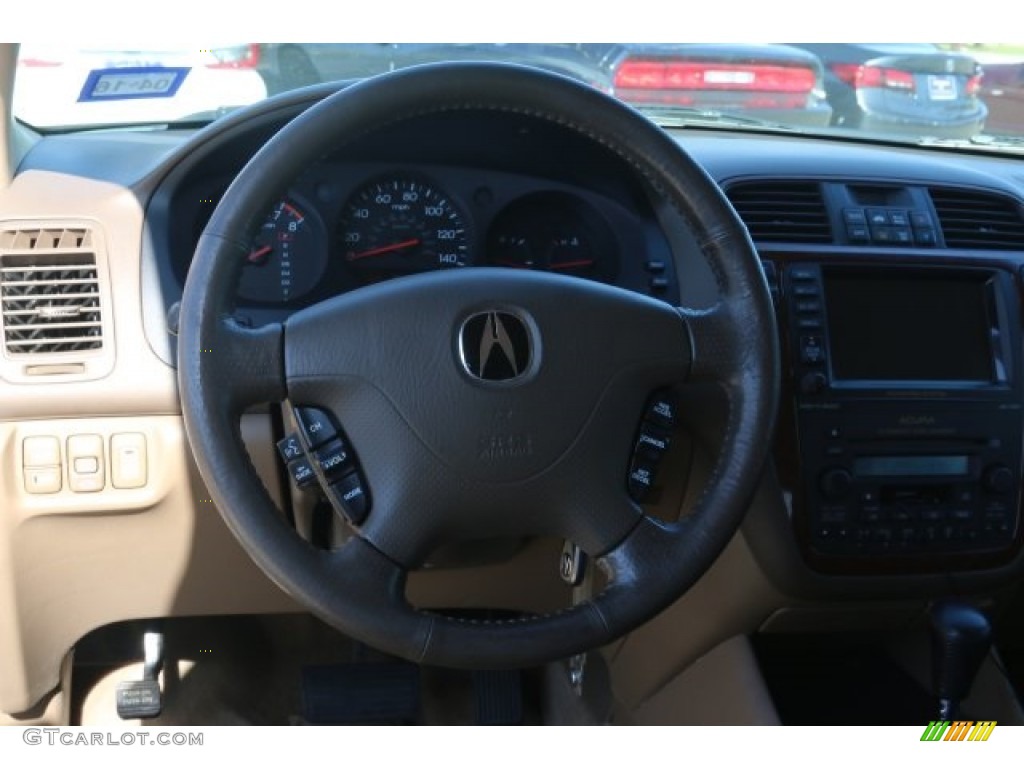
[784,262,1023,572]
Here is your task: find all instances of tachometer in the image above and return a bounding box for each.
[338,177,469,281]
[240,198,327,304]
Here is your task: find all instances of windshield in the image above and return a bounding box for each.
[12,42,1024,150]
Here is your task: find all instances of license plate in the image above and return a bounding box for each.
[704,70,756,85]
[927,74,957,101]
[78,67,190,102]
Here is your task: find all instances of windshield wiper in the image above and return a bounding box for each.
[636,107,803,133]
[916,134,1024,153]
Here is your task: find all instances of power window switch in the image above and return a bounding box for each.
[23,466,61,494]
[68,434,105,493]
[111,433,148,489]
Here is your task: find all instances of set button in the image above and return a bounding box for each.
[626,389,677,502]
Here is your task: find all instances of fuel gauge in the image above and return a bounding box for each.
[486,192,617,281]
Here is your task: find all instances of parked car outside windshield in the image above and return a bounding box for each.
[10,42,1024,150]
[789,43,989,139]
[14,45,267,128]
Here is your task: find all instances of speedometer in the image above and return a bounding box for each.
[338,177,469,281]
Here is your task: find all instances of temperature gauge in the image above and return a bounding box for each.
[485,192,617,281]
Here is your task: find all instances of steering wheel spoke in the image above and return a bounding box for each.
[215,318,286,409]
[679,303,742,384]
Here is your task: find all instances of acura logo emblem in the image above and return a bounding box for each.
[459,311,532,381]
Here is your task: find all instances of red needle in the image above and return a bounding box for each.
[347,238,421,262]
[247,245,273,264]
[549,259,595,271]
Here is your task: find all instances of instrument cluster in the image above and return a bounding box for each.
[185,162,676,314]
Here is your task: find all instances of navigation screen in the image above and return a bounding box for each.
[824,269,995,383]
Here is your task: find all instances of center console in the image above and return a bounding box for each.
[784,262,1024,573]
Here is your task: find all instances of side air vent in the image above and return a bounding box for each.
[726,181,832,244]
[929,187,1024,250]
[0,224,114,383]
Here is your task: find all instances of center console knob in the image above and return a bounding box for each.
[819,467,853,499]
[983,464,1014,495]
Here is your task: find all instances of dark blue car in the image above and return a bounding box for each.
[789,43,987,138]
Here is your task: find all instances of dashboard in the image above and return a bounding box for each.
[52,95,1024,585]
[4,77,1024,718]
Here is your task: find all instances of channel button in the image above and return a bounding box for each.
[295,407,338,450]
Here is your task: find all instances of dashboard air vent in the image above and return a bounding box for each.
[726,181,832,244]
[0,228,104,355]
[929,187,1024,250]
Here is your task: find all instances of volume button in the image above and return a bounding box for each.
[819,467,852,500]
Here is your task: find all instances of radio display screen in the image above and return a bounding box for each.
[853,455,970,478]
[824,269,995,383]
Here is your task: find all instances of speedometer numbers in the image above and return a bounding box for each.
[338,178,469,281]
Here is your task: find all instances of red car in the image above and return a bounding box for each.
[258,43,833,127]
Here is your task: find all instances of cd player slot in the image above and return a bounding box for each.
[878,485,952,506]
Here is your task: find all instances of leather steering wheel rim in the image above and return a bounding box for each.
[178,62,779,668]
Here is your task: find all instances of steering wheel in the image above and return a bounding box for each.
[178,63,779,668]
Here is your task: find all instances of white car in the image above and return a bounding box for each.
[14,45,266,128]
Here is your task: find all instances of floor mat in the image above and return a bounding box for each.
[753,634,937,725]
[72,614,543,725]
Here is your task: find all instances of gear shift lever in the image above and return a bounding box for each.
[928,600,992,720]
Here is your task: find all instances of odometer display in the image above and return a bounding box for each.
[338,177,469,281]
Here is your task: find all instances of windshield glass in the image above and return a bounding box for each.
[13,42,1024,150]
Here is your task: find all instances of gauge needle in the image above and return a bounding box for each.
[347,238,421,262]
[247,245,273,265]
[549,259,595,271]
